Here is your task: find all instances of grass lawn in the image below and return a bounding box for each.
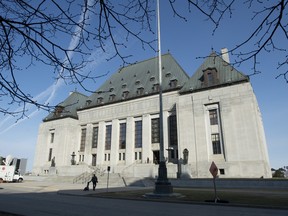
[92,187,288,209]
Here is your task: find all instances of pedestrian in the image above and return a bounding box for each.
[90,174,98,191]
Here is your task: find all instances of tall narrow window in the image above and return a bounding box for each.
[209,109,218,125]
[151,118,160,143]
[105,125,112,150]
[207,72,214,85]
[80,128,86,152]
[92,154,97,166]
[50,133,54,143]
[92,126,99,148]
[48,148,53,161]
[169,115,178,146]
[119,123,126,149]
[212,133,221,154]
[135,120,142,148]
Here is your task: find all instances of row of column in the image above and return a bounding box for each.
[80,111,171,167]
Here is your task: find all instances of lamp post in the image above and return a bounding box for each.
[154,0,173,194]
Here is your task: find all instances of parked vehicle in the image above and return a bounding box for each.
[0,165,24,183]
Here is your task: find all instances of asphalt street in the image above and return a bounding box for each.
[0,181,287,216]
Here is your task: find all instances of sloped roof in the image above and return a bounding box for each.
[180,52,249,93]
[82,53,190,109]
[43,92,88,122]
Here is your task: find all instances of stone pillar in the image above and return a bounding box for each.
[125,117,134,165]
[96,121,105,165]
[163,111,169,160]
[85,123,93,166]
[110,119,119,166]
[142,114,151,164]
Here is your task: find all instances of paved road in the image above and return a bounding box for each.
[1,182,288,216]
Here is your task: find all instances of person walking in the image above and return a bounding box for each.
[91,174,98,191]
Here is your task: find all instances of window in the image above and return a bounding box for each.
[86,100,92,106]
[97,97,103,104]
[122,83,127,89]
[135,152,138,160]
[119,153,122,160]
[151,118,160,143]
[48,148,53,161]
[219,169,225,175]
[122,91,129,99]
[92,127,98,148]
[152,84,159,92]
[119,123,126,149]
[50,133,54,143]
[165,72,171,77]
[169,79,178,88]
[109,94,116,101]
[212,133,221,154]
[135,120,142,148]
[207,72,214,85]
[209,109,218,125]
[169,115,178,146]
[202,68,219,87]
[137,87,144,95]
[139,152,142,160]
[80,128,86,152]
[54,106,64,117]
[105,125,112,150]
[92,154,97,166]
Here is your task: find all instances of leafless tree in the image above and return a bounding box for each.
[0,0,287,119]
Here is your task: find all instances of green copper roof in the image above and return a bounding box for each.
[43,92,88,122]
[83,53,190,109]
[43,52,250,121]
[180,52,249,93]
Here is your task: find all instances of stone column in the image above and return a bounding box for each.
[142,114,152,164]
[110,119,119,166]
[96,121,105,165]
[125,117,134,165]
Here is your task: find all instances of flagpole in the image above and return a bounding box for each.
[154,0,173,194]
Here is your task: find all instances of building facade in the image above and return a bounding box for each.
[33,52,271,178]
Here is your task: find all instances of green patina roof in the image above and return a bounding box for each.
[43,92,88,122]
[44,52,250,121]
[180,52,249,93]
[83,53,190,109]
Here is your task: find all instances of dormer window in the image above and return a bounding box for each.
[109,94,116,101]
[137,87,144,95]
[150,76,155,82]
[54,105,64,117]
[169,79,178,88]
[109,87,114,92]
[97,97,103,104]
[86,100,92,106]
[165,72,171,78]
[122,83,127,89]
[122,91,129,99]
[135,80,140,85]
[202,67,219,87]
[152,83,159,92]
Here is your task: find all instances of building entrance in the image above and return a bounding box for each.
[153,151,160,164]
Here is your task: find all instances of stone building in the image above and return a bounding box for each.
[33,51,271,178]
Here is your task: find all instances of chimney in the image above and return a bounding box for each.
[221,48,230,63]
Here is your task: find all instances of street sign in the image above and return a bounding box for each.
[209,161,218,178]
